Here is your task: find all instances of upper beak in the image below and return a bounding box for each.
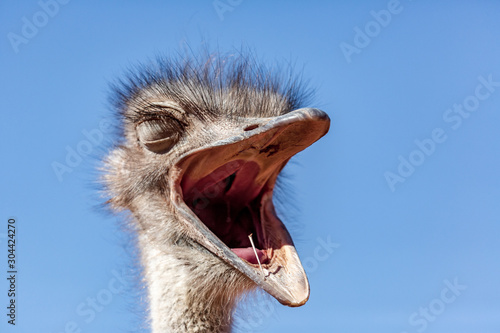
[170,108,330,306]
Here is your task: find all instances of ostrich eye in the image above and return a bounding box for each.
[136,118,183,153]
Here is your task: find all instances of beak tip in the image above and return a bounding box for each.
[279,292,310,307]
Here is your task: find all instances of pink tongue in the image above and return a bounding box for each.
[231,247,268,265]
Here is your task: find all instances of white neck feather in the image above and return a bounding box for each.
[139,235,254,333]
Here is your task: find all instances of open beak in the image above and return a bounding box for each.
[169,108,330,306]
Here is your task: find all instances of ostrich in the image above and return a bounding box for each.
[102,51,330,332]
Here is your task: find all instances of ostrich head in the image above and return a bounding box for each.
[103,52,330,332]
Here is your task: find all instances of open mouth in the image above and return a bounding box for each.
[170,108,330,306]
[181,158,284,267]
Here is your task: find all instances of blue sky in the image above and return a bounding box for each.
[1,1,500,332]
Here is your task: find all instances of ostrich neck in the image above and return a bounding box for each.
[139,234,252,333]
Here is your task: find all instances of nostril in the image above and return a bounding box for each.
[244,124,259,131]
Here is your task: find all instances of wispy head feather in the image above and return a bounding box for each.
[109,50,313,126]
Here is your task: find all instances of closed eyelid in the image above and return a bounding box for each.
[150,101,186,119]
[136,117,184,154]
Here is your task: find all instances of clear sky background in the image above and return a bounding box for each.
[1,1,500,332]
